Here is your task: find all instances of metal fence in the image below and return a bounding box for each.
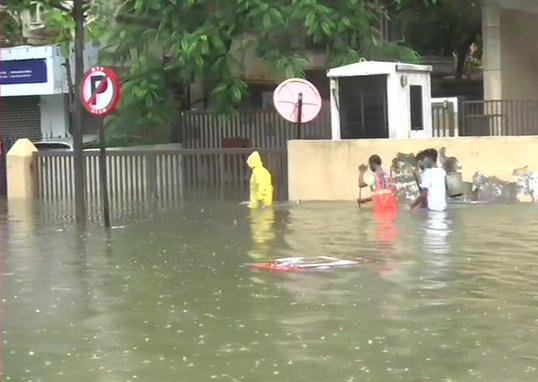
[177,107,331,148]
[432,101,457,137]
[34,148,287,213]
[460,99,538,136]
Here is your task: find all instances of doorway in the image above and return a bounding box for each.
[338,75,389,139]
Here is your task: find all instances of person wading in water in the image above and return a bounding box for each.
[357,154,397,212]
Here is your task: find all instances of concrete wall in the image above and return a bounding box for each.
[483,3,538,100]
[500,10,538,100]
[288,137,538,203]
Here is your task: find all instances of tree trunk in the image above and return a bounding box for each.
[63,58,74,135]
[455,33,479,82]
[73,0,86,225]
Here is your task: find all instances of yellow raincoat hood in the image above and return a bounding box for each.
[247,151,262,169]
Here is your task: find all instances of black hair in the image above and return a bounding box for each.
[424,148,438,162]
[368,154,382,166]
[415,151,425,161]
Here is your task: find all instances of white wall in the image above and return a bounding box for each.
[388,71,432,138]
[0,45,63,96]
[483,4,538,100]
[329,78,341,139]
[40,94,69,138]
[500,9,538,100]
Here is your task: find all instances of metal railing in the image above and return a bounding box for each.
[460,99,538,136]
[432,101,457,137]
[177,107,331,148]
[34,148,287,211]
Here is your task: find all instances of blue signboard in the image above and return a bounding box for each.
[0,59,48,85]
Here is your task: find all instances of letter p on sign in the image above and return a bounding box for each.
[89,75,108,105]
[80,66,120,115]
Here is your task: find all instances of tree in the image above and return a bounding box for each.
[101,0,428,145]
[1,0,111,137]
[399,0,481,80]
[0,1,25,46]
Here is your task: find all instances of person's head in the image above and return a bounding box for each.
[246,151,262,169]
[420,148,438,169]
[423,148,438,162]
[368,154,382,172]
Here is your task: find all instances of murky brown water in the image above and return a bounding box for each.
[3,201,538,381]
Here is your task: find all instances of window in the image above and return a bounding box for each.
[410,85,423,130]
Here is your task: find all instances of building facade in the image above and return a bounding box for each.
[482,0,538,100]
[0,45,67,142]
[0,43,101,145]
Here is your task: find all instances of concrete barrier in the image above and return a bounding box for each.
[6,139,37,200]
[288,137,538,202]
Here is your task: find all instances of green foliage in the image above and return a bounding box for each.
[2,0,108,56]
[0,13,23,46]
[103,56,177,146]
[400,0,481,57]
[4,0,439,146]
[101,0,428,143]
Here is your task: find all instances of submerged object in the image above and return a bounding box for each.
[446,173,466,197]
[249,256,361,272]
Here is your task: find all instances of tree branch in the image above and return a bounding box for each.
[115,13,159,28]
[43,0,71,13]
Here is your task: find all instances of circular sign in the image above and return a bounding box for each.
[273,78,322,123]
[80,66,120,115]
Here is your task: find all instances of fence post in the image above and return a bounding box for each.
[6,139,38,200]
[146,153,158,204]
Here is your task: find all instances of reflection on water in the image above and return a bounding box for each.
[4,201,538,381]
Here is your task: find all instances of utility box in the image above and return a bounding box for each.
[327,60,433,139]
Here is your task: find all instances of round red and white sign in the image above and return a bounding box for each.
[273,78,322,123]
[80,66,120,115]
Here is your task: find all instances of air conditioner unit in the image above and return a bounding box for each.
[29,1,44,27]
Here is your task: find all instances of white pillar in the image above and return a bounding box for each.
[482,0,502,100]
[329,78,341,139]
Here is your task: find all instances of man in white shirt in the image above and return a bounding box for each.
[410,149,447,211]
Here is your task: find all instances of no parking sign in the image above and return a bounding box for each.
[79,65,120,228]
[80,66,120,115]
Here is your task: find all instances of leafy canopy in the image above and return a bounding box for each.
[100,0,429,143]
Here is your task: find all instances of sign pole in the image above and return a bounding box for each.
[80,66,120,229]
[297,93,303,140]
[73,0,86,226]
[98,124,110,228]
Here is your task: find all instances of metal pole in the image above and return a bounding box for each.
[99,124,110,228]
[297,93,303,140]
[73,0,86,225]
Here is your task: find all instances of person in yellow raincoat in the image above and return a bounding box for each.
[246,151,273,208]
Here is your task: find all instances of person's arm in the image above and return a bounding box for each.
[410,169,429,209]
[410,189,428,209]
[358,164,369,188]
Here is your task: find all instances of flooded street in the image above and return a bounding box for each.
[3,201,538,381]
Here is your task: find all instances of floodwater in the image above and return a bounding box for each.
[3,201,538,381]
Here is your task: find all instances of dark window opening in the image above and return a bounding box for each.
[338,75,389,139]
[304,70,329,100]
[241,84,276,109]
[410,85,424,130]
